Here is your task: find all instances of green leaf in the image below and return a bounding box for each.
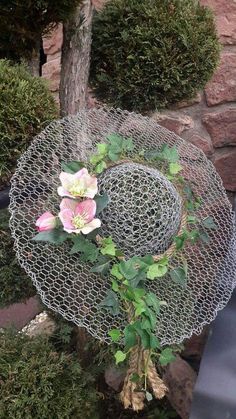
[187,215,198,224]
[159,348,176,366]
[141,254,154,265]
[119,258,139,280]
[133,321,151,349]
[100,290,120,315]
[130,373,140,383]
[199,231,210,244]
[124,325,137,350]
[86,228,100,241]
[108,150,120,161]
[149,334,160,350]
[134,301,146,317]
[90,255,111,275]
[95,161,107,174]
[188,229,200,244]
[100,236,116,256]
[145,307,157,330]
[108,329,121,342]
[111,264,123,280]
[169,162,183,175]
[129,271,146,288]
[202,216,218,230]
[145,145,179,163]
[147,263,168,280]
[133,288,146,301]
[170,267,187,287]
[145,292,161,313]
[141,317,152,330]
[160,145,179,163]
[90,154,103,165]
[97,143,108,154]
[123,138,134,152]
[146,391,153,402]
[32,230,68,244]
[115,350,126,365]
[94,193,109,215]
[183,184,194,200]
[111,278,119,292]
[174,232,188,250]
[70,235,98,262]
[106,133,124,147]
[61,161,84,174]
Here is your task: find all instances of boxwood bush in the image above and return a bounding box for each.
[0,209,36,307]
[0,59,58,189]
[90,0,220,112]
[0,330,99,419]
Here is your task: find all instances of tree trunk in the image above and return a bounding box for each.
[27,40,41,77]
[59,0,94,116]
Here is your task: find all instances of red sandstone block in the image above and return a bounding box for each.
[213,148,236,191]
[203,108,236,147]
[205,53,236,106]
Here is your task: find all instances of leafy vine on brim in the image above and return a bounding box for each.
[33,133,217,399]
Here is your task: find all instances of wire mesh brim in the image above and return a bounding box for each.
[9,107,236,345]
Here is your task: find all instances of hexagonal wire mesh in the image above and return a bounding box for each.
[9,107,236,345]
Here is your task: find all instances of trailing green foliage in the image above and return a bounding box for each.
[0,209,36,308]
[0,60,58,188]
[0,330,99,419]
[0,0,80,62]
[90,0,220,112]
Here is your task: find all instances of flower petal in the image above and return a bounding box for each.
[36,211,56,232]
[74,168,88,179]
[75,199,96,223]
[81,218,101,235]
[60,198,78,212]
[57,186,73,198]
[84,176,98,198]
[59,209,74,231]
[59,172,74,189]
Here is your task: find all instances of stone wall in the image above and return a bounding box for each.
[42,0,236,195]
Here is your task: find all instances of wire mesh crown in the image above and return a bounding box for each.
[9,107,236,345]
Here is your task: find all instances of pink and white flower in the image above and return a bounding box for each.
[58,168,98,199]
[36,211,57,232]
[59,198,101,234]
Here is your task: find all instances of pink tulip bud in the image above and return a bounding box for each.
[36,212,57,232]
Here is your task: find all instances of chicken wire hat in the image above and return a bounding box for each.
[9,107,236,347]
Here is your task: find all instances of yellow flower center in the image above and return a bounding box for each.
[73,215,85,229]
[69,181,85,197]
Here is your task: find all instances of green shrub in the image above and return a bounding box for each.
[0,209,36,307]
[0,59,58,188]
[0,330,99,419]
[90,0,220,112]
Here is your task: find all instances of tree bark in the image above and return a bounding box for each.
[59,0,94,116]
[27,39,41,77]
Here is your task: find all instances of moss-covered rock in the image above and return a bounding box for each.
[0,60,58,189]
[0,330,99,419]
[90,0,220,112]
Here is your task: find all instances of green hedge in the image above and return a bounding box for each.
[0,209,36,307]
[90,0,220,112]
[0,331,99,419]
[0,60,58,189]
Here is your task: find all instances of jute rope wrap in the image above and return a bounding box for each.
[120,304,168,411]
[120,344,168,411]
